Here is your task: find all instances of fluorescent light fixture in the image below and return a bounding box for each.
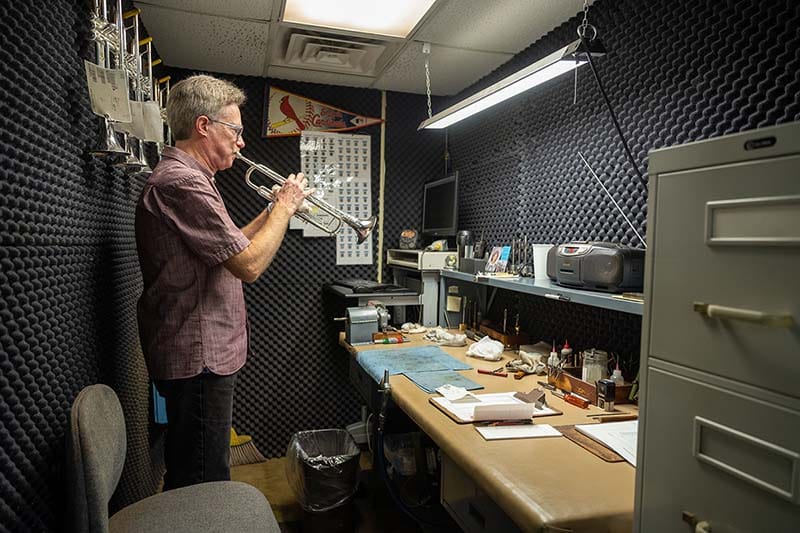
[283,0,436,38]
[419,39,605,130]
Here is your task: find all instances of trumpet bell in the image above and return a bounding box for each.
[112,133,147,173]
[348,214,377,245]
[89,118,128,160]
[134,139,153,176]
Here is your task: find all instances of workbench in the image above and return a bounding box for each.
[340,332,636,533]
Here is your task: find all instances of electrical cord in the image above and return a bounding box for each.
[375,369,450,530]
[578,31,648,191]
[365,413,374,453]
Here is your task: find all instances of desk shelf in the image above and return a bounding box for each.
[440,270,643,316]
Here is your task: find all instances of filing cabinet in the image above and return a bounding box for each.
[636,122,800,532]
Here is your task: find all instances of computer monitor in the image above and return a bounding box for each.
[422,172,458,237]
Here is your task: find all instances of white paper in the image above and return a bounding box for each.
[476,424,562,441]
[128,101,146,139]
[431,392,560,423]
[575,420,638,466]
[473,402,535,421]
[435,384,478,402]
[142,101,164,143]
[84,61,131,122]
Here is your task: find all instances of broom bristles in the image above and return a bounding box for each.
[231,440,267,466]
[230,428,267,466]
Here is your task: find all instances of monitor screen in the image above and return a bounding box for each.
[422,172,458,236]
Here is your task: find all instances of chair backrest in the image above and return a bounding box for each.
[66,384,127,533]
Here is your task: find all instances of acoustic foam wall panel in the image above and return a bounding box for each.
[0,0,162,529]
[448,0,799,249]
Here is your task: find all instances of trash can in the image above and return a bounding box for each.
[286,428,360,520]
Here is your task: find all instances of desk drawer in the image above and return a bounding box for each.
[441,453,520,533]
[648,156,800,397]
[639,367,800,533]
[348,356,381,411]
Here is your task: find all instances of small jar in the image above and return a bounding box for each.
[581,349,609,384]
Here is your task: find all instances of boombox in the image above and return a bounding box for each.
[546,242,645,293]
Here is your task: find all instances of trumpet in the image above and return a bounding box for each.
[236,153,377,244]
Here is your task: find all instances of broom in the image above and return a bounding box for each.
[230,427,267,466]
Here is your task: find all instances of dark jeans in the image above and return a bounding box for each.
[155,371,237,490]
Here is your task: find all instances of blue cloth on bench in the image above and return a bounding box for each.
[403,370,483,394]
[357,345,472,383]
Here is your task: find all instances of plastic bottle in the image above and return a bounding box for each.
[560,340,573,366]
[548,340,559,368]
[611,362,625,386]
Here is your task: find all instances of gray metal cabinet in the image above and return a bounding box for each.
[636,122,800,533]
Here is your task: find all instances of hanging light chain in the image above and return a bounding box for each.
[581,0,590,35]
[425,57,433,119]
[578,0,597,40]
[423,42,433,119]
[574,0,593,104]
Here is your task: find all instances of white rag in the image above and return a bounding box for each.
[465,336,504,361]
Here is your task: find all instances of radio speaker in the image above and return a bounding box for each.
[551,242,644,292]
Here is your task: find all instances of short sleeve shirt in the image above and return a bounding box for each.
[135,146,251,380]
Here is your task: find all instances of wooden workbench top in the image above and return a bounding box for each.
[340,331,636,533]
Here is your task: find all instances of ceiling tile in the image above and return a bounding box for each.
[414,0,589,53]
[267,66,375,89]
[135,0,274,20]
[374,43,511,96]
[138,7,270,77]
[134,0,593,95]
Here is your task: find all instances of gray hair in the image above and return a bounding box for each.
[167,75,246,141]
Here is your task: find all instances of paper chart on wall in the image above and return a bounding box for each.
[298,131,373,265]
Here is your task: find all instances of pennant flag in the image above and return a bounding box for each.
[263,86,383,138]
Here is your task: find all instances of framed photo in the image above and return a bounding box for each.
[485,246,511,272]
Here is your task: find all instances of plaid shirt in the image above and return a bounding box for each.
[135,147,251,380]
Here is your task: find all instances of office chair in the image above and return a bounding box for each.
[66,384,280,533]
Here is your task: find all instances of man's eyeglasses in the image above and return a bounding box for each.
[209,118,244,141]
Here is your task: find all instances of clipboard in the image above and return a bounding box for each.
[429,392,562,424]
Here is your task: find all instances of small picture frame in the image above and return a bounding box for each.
[485,246,511,272]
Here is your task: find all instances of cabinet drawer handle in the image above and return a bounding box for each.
[693,302,794,328]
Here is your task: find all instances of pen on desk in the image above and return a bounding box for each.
[596,414,638,423]
[480,419,533,427]
[587,411,635,418]
[544,293,570,302]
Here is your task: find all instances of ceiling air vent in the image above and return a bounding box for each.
[284,32,386,75]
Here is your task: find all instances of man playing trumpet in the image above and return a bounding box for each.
[135,74,311,490]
